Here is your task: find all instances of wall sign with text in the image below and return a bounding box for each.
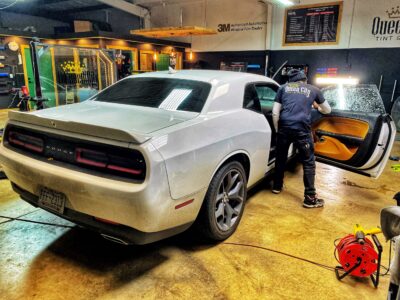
[371,5,400,43]
[283,1,343,46]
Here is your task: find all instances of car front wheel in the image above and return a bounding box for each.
[196,161,247,241]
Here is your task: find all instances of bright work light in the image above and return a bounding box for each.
[315,77,360,86]
[260,0,296,6]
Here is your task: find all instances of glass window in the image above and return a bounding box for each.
[322,84,386,114]
[92,77,211,113]
[255,85,277,110]
[243,84,262,112]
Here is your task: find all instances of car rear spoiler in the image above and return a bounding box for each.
[7,111,151,144]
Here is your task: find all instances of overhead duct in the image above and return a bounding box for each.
[97,0,151,28]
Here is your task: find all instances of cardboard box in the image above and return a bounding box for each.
[74,20,93,33]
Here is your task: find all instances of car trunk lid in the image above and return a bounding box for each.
[7,101,198,144]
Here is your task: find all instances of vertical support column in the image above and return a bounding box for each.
[29,40,43,99]
[50,47,59,106]
[96,52,103,91]
[73,48,80,102]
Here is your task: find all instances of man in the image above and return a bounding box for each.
[272,69,331,208]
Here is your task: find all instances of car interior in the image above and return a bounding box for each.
[311,111,385,168]
[244,83,387,169]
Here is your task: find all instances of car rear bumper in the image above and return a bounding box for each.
[12,183,192,245]
[0,144,206,241]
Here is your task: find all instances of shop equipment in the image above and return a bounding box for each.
[381,193,400,300]
[335,224,383,287]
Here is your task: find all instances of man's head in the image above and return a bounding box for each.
[288,69,307,83]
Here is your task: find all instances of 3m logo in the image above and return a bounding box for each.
[217,24,231,32]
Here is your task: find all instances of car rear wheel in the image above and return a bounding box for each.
[196,161,247,241]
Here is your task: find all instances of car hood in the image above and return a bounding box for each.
[8,101,198,144]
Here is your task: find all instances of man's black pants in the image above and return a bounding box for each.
[273,127,316,196]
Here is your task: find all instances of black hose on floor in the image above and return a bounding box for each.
[0,214,74,228]
[223,241,391,277]
[0,213,392,277]
[223,242,337,272]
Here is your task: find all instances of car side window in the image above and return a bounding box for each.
[255,85,278,110]
[243,84,262,113]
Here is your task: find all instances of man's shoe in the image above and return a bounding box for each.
[303,195,324,208]
[272,188,282,194]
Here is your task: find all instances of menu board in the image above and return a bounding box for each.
[283,2,343,46]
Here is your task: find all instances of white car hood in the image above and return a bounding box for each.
[8,101,198,144]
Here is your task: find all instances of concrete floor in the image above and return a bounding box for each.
[0,108,399,299]
[0,109,8,174]
[0,109,8,125]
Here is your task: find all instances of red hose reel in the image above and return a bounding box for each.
[334,226,383,288]
[336,234,378,277]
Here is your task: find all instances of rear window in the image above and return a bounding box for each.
[322,84,386,114]
[92,77,212,113]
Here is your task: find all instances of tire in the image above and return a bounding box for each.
[196,161,248,241]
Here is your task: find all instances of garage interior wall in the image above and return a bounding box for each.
[0,11,69,35]
[150,0,399,111]
[270,0,400,112]
[70,8,142,36]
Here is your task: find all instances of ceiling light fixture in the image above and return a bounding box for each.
[259,0,297,7]
[277,0,295,6]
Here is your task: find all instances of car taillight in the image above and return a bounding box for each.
[76,148,107,167]
[75,147,144,177]
[8,131,44,153]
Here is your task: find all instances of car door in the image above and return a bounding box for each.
[252,82,297,166]
[312,84,396,178]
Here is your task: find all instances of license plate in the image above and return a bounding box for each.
[38,187,66,214]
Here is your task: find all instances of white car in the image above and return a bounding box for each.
[0,71,395,244]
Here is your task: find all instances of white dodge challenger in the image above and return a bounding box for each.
[0,70,395,244]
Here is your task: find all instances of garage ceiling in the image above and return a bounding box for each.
[0,0,202,14]
[133,0,203,8]
[0,0,202,22]
[0,0,109,14]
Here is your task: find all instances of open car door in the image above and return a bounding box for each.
[312,84,396,178]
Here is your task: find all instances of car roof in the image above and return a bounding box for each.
[128,69,277,85]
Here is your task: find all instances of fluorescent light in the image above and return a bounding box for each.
[278,0,294,5]
[261,0,295,6]
[315,77,359,85]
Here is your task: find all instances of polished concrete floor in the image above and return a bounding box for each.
[0,109,399,299]
[0,109,8,125]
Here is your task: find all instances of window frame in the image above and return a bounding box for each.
[243,83,263,114]
[92,77,212,113]
[254,82,279,106]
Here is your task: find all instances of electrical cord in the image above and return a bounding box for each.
[225,238,393,277]
[0,209,40,225]
[377,240,392,277]
[0,214,74,228]
[0,213,394,277]
[223,242,337,272]
[333,238,341,263]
